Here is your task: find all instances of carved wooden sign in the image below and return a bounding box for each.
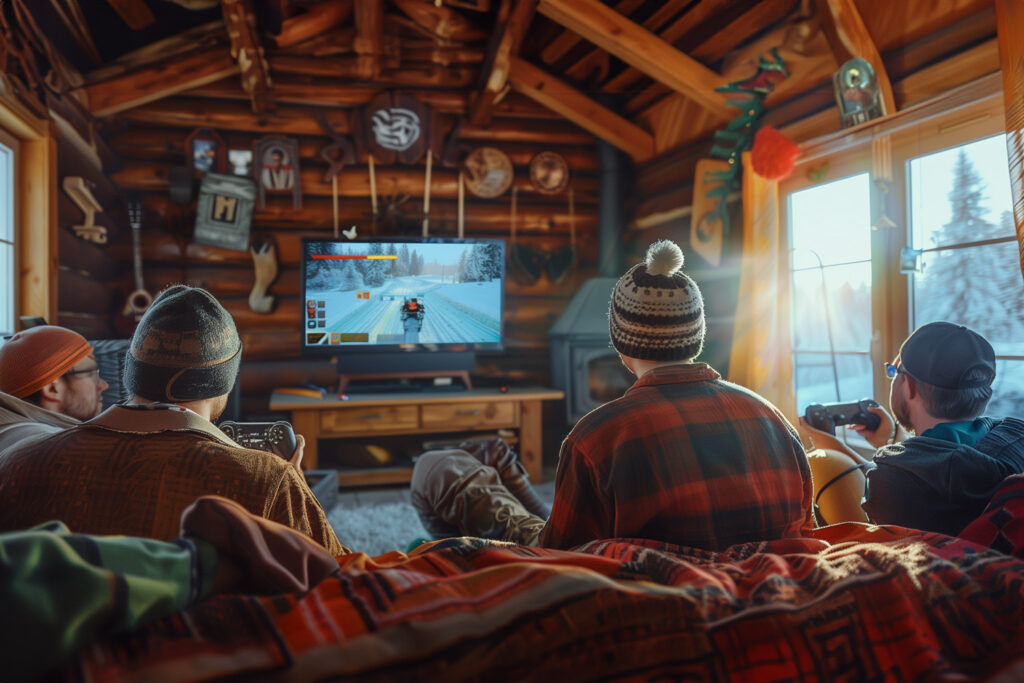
[194,172,255,252]
[354,92,432,165]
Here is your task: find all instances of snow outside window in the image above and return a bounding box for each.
[0,136,14,337]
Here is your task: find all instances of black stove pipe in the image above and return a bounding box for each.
[596,139,624,278]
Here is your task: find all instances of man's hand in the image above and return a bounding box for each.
[289,433,305,472]
[851,406,896,449]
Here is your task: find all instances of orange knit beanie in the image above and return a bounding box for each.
[0,325,93,398]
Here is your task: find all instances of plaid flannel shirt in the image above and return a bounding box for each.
[539,363,813,550]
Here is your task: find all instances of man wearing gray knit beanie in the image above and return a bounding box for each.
[0,286,348,556]
[412,241,813,551]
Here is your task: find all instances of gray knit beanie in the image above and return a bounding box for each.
[609,240,705,362]
[124,285,242,402]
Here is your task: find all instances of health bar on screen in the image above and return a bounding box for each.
[311,255,397,260]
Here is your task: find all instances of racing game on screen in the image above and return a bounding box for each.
[302,240,504,347]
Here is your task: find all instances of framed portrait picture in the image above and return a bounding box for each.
[185,128,226,176]
[254,136,301,209]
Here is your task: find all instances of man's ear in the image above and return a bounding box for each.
[38,378,65,403]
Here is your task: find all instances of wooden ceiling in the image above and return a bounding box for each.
[4,0,997,165]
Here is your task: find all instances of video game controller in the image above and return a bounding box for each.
[804,398,882,435]
[218,421,297,459]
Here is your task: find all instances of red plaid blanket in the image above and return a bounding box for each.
[72,520,1024,682]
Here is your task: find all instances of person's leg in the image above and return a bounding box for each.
[457,438,551,518]
[807,448,869,526]
[410,449,545,545]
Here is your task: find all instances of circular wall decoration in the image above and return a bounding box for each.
[529,151,570,194]
[463,147,514,198]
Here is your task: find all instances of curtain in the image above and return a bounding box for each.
[728,151,797,424]
[996,0,1024,281]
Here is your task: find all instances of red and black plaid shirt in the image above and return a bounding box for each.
[539,363,813,551]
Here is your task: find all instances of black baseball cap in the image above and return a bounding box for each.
[899,321,995,390]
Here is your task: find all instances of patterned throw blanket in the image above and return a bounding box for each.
[71,513,1024,682]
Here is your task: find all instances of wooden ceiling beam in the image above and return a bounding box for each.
[83,21,225,85]
[540,0,646,66]
[271,0,352,48]
[815,0,896,114]
[48,0,103,66]
[353,0,384,80]
[105,0,155,30]
[536,0,731,119]
[468,0,537,126]
[79,48,239,117]
[508,57,653,161]
[564,0,693,82]
[222,0,274,113]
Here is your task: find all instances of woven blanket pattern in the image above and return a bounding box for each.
[73,520,1024,682]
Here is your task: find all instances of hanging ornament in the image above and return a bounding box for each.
[751,126,800,180]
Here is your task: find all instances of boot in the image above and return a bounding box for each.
[410,449,544,545]
[460,438,551,519]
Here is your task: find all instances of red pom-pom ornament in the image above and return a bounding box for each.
[751,126,800,180]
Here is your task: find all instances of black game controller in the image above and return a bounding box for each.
[804,398,882,435]
[218,421,297,459]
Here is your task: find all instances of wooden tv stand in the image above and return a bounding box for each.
[269,386,564,487]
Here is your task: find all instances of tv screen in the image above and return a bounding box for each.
[301,238,505,353]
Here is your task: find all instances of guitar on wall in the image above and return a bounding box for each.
[115,199,153,336]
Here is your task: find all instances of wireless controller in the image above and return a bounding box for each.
[218,421,297,459]
[804,398,882,435]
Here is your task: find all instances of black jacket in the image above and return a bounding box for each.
[862,417,1024,536]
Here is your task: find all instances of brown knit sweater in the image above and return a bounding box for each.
[0,404,349,556]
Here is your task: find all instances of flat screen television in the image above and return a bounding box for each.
[300,237,505,381]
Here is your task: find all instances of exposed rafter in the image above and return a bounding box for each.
[353,0,384,80]
[271,0,352,48]
[48,0,102,66]
[815,0,896,115]
[222,0,274,114]
[536,0,732,120]
[508,57,653,161]
[105,0,155,30]
[540,0,646,66]
[468,0,537,126]
[80,48,239,117]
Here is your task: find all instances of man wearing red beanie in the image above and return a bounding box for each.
[0,326,108,457]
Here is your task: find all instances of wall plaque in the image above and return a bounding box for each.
[254,136,301,210]
[463,147,513,198]
[529,151,570,194]
[194,172,255,252]
[358,92,432,165]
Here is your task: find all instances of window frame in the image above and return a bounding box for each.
[0,126,19,335]
[781,74,1010,404]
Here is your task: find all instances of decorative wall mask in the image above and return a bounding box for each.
[463,146,513,198]
[254,136,301,210]
[194,172,256,252]
[355,92,434,165]
[529,151,570,195]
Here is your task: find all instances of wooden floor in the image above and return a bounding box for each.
[335,480,557,510]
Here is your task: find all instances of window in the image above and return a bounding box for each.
[783,81,1022,427]
[788,174,874,412]
[0,129,16,337]
[907,134,1024,415]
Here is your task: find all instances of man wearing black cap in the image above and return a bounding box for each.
[807,321,1024,536]
[0,286,349,556]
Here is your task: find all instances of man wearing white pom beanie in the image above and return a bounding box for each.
[412,240,813,550]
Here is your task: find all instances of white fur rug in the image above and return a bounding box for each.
[327,502,430,556]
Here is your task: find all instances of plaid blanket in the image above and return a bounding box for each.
[71,520,1024,682]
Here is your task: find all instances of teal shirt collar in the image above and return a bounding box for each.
[919,418,991,447]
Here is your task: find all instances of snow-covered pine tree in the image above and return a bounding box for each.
[918,150,1013,338]
[479,242,503,280]
[336,259,365,291]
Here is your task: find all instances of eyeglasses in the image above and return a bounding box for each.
[883,361,902,379]
[64,366,101,380]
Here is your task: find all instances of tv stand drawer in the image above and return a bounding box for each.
[320,405,418,434]
[421,401,515,429]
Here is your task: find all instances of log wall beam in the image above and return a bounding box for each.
[816,0,896,115]
[469,0,537,126]
[80,49,239,117]
[508,57,654,161]
[536,0,732,119]
[222,0,274,113]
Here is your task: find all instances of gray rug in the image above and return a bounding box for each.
[327,501,430,556]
